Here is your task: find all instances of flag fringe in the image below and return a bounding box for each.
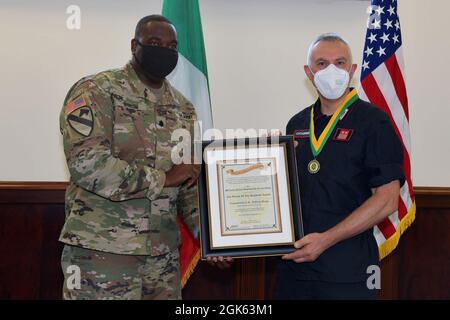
[378,200,416,260]
[181,248,201,289]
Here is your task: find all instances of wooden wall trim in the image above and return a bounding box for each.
[1,182,448,193]
[1,182,449,207]
[414,186,450,208]
[0,181,68,190]
[0,182,68,204]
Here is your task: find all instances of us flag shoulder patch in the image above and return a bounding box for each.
[65,95,87,115]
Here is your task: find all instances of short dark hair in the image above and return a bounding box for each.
[135,15,174,38]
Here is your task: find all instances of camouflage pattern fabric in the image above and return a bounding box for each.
[61,245,181,300]
[59,62,199,257]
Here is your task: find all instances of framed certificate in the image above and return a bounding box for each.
[198,136,304,259]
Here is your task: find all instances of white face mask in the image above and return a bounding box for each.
[310,64,350,100]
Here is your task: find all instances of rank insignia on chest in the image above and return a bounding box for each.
[333,128,354,142]
[157,118,166,128]
[67,105,94,137]
[293,129,310,140]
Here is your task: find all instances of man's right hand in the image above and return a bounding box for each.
[164,163,201,188]
[206,256,234,270]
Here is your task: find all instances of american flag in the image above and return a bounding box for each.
[359,0,415,259]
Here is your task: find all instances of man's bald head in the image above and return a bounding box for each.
[134,15,175,40]
[131,15,178,85]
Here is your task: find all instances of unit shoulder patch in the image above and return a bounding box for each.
[67,104,94,137]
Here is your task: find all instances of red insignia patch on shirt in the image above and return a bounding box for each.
[333,128,354,142]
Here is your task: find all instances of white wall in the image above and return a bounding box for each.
[0,0,449,186]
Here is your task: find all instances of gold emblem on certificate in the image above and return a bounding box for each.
[307,159,320,174]
[217,158,282,236]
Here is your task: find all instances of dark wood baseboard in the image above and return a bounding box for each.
[0,182,449,299]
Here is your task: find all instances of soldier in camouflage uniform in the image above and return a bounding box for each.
[59,15,200,300]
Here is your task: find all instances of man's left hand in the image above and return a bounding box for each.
[281,232,333,263]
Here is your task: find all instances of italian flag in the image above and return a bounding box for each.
[163,0,213,131]
[162,0,212,288]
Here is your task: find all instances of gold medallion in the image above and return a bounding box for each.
[308,159,320,174]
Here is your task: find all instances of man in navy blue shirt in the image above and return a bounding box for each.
[275,33,405,299]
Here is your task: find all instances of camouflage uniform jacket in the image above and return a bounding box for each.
[59,62,199,256]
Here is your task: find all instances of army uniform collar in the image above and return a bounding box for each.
[124,62,180,106]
